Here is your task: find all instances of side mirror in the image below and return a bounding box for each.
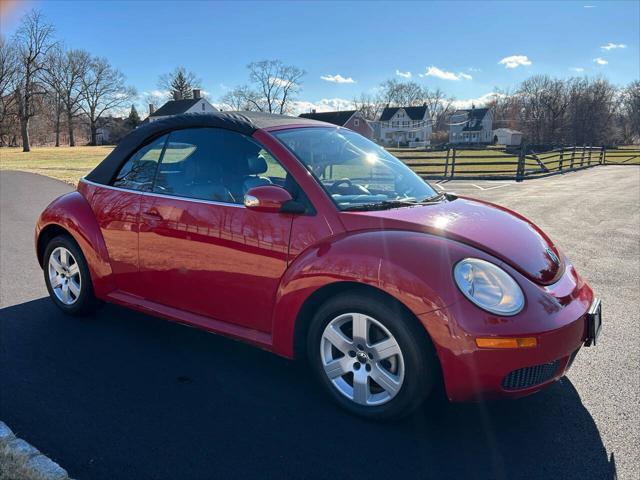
[244,185,304,214]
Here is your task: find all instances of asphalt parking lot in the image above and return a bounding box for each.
[1,166,638,480]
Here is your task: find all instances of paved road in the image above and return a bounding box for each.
[1,168,638,480]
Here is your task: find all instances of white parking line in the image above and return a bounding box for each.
[470,183,513,191]
[434,182,514,192]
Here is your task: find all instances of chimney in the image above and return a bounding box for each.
[173,90,183,101]
[193,89,201,99]
[311,108,316,114]
[149,103,155,115]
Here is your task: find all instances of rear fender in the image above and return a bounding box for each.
[36,191,115,297]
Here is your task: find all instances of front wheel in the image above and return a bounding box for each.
[307,292,437,420]
[43,235,101,316]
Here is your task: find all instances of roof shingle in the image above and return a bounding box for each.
[150,98,201,117]
[298,110,357,126]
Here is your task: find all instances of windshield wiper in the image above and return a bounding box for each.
[419,192,457,203]
[342,200,419,211]
[342,192,456,212]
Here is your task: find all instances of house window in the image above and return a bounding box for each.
[201,103,205,111]
[354,119,360,127]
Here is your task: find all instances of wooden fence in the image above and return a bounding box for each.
[389,145,640,182]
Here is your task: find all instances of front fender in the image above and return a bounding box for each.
[36,191,115,297]
[270,230,474,358]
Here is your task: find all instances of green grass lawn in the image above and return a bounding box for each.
[0,146,113,184]
[393,148,521,176]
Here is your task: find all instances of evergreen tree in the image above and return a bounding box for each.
[126,104,141,129]
[158,67,201,100]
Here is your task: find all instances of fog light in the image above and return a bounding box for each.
[476,337,537,349]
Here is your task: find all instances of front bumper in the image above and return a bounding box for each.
[436,315,586,401]
[418,263,595,402]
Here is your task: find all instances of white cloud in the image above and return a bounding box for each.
[292,98,355,115]
[395,69,412,78]
[451,92,504,110]
[601,42,627,50]
[320,74,356,84]
[593,57,608,65]
[270,76,296,87]
[423,66,472,81]
[144,89,169,99]
[498,55,532,69]
[583,5,596,8]
[570,67,585,72]
[467,67,482,72]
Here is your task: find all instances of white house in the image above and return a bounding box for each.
[493,128,523,146]
[449,106,493,144]
[148,89,218,122]
[377,105,432,146]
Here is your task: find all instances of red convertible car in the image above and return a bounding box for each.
[36,112,602,419]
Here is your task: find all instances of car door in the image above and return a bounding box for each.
[89,134,168,295]
[137,127,294,333]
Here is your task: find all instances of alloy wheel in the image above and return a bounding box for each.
[320,312,405,406]
[48,246,82,305]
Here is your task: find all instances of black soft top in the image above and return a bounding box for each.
[85,111,329,185]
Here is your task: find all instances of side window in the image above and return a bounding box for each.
[112,135,167,191]
[152,128,291,204]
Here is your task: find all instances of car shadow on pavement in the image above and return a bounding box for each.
[0,298,616,480]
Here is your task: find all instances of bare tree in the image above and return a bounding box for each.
[246,60,305,114]
[618,80,640,144]
[41,46,64,146]
[515,75,570,144]
[379,79,423,107]
[12,10,56,151]
[80,56,135,146]
[421,87,455,133]
[218,85,257,111]
[353,93,383,120]
[0,36,19,146]
[43,47,89,146]
[565,77,617,145]
[158,66,201,100]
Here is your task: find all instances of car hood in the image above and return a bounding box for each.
[339,196,564,285]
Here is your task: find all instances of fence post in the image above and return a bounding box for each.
[516,145,526,182]
[570,145,576,169]
[580,144,586,167]
[601,145,606,164]
[588,145,592,166]
[444,148,450,177]
[450,148,457,178]
[558,147,564,172]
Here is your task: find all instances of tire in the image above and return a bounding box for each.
[43,235,101,316]
[307,291,437,420]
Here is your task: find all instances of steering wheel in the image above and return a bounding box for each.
[330,178,353,191]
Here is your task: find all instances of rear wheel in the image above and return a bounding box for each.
[43,235,101,316]
[307,292,437,419]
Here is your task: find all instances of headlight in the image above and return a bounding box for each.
[453,258,525,316]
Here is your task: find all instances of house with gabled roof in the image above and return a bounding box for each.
[448,106,493,144]
[376,104,432,146]
[148,89,218,122]
[298,109,373,139]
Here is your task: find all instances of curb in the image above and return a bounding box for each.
[0,421,72,480]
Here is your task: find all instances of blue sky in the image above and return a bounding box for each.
[2,0,639,113]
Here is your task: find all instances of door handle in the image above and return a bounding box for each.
[142,209,163,220]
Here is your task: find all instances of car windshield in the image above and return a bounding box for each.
[272,127,439,211]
